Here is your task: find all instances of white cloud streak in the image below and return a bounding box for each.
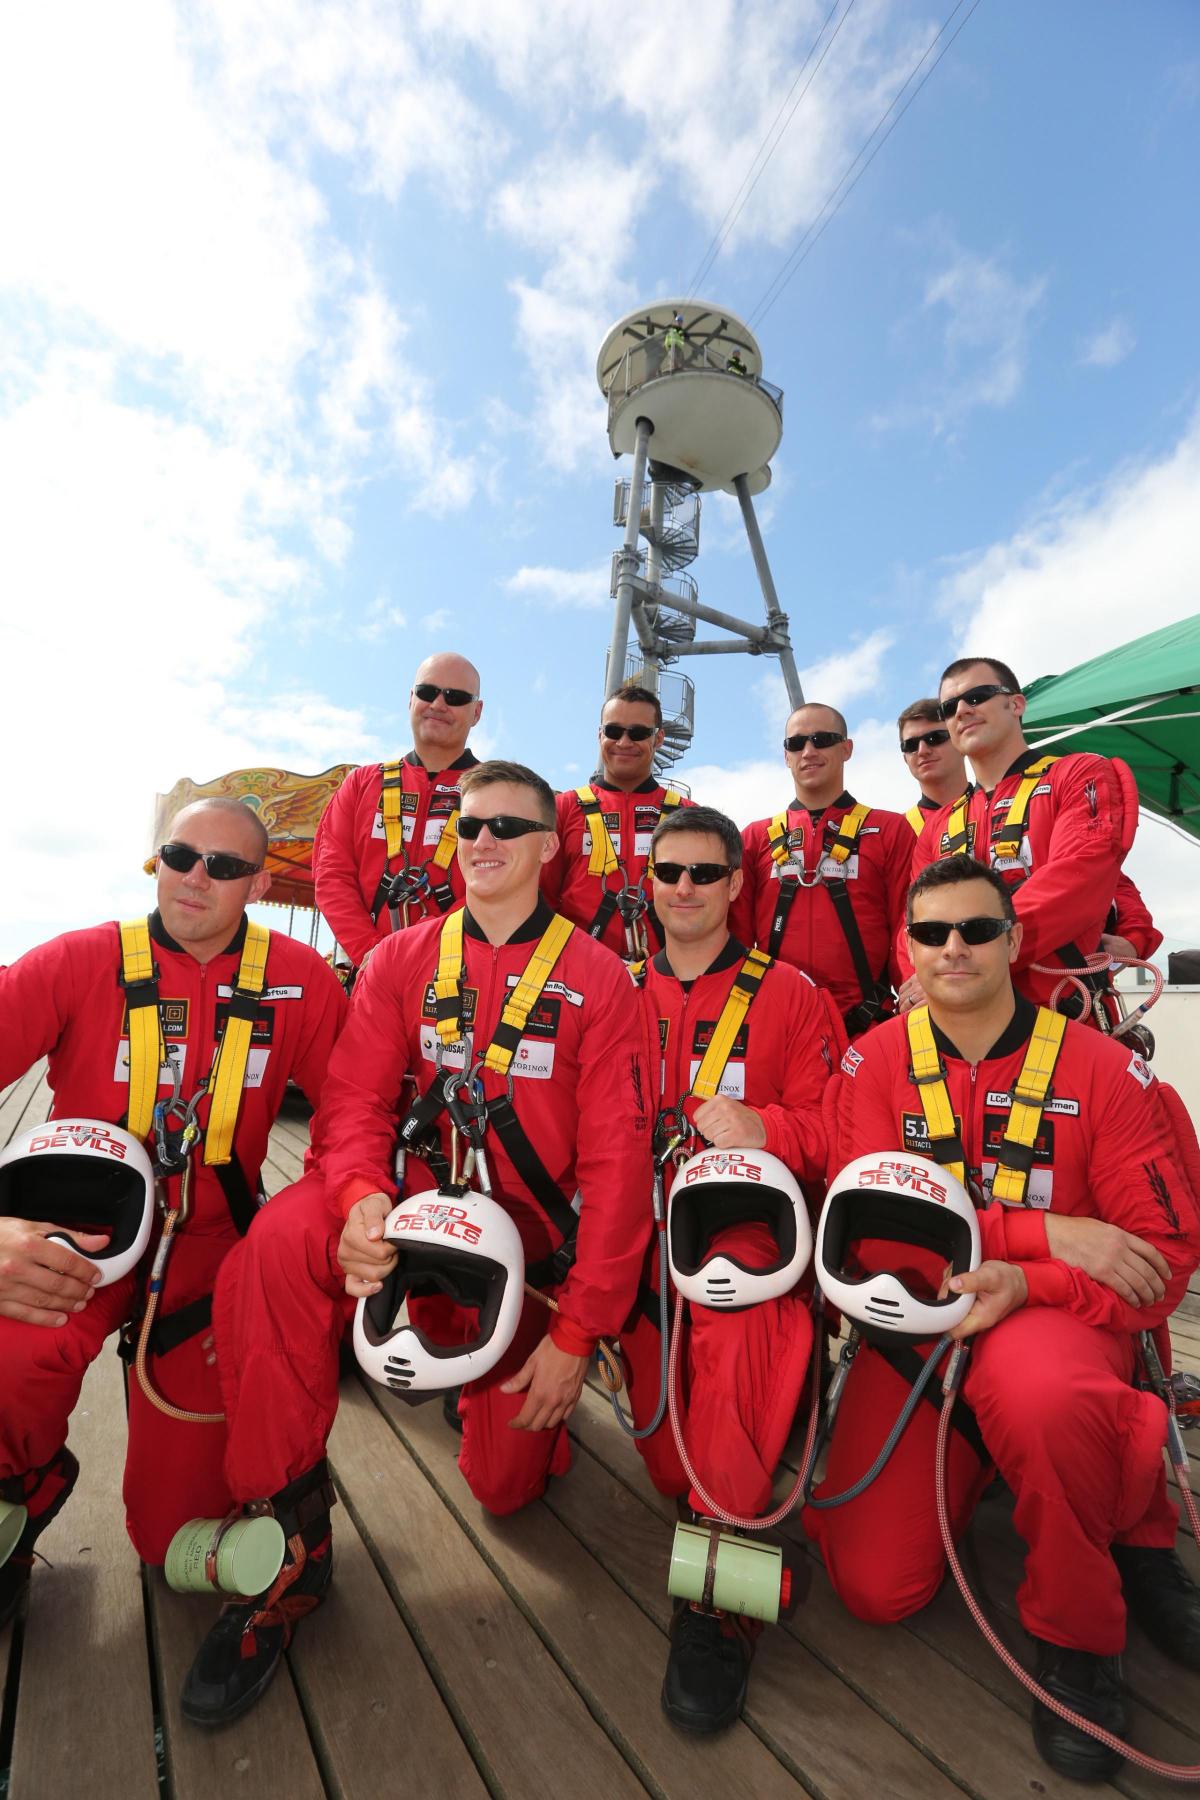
[1078,318,1135,370]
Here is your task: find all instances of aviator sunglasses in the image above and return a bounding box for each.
[938,683,1014,720]
[158,842,263,881]
[907,916,1013,948]
[457,815,551,841]
[412,682,477,706]
[784,730,846,752]
[900,728,952,755]
[653,862,732,886]
[602,722,657,742]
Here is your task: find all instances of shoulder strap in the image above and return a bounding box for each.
[119,918,166,1142]
[380,760,406,861]
[824,802,871,865]
[203,921,270,1166]
[992,756,1059,862]
[990,1006,1067,1205]
[690,951,772,1100]
[575,786,620,879]
[906,803,927,837]
[767,810,794,868]
[905,1007,966,1185]
[483,916,576,1077]
[943,792,972,857]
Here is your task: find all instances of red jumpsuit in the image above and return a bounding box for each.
[541,777,695,958]
[904,750,1136,1008]
[730,795,911,1031]
[214,900,654,1516]
[312,752,476,966]
[0,913,346,1562]
[806,1000,1200,1652]
[622,944,841,1514]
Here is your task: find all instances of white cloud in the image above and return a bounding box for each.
[674,712,912,827]
[1079,317,1135,370]
[503,563,611,609]
[753,627,896,740]
[939,410,1200,676]
[357,596,410,642]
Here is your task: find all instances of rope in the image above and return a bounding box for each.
[133,1176,223,1424]
[522,1281,625,1394]
[1030,951,1163,1035]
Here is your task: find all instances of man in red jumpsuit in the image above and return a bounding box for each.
[312,650,483,968]
[901,656,1144,1017]
[620,805,841,1732]
[731,701,911,1036]
[0,800,345,1630]
[810,855,1200,1782]
[541,682,695,960]
[187,761,653,1724]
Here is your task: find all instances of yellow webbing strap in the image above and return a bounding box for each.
[203,922,270,1166]
[905,1007,965,1187]
[430,809,459,871]
[645,789,685,878]
[691,950,772,1100]
[576,786,620,879]
[992,756,1059,862]
[432,909,576,1070]
[380,760,406,861]
[825,802,871,866]
[119,918,166,1142]
[906,803,927,837]
[767,810,794,870]
[991,1006,1067,1205]
[945,792,970,857]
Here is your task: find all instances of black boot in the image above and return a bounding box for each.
[180,1461,336,1728]
[1030,1636,1127,1783]
[0,1448,79,1631]
[661,1603,755,1734]
[1112,1543,1200,1670]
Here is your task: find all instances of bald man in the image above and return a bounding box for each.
[313,652,484,968]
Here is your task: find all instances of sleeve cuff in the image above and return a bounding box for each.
[548,1312,597,1357]
[1000,1210,1051,1261]
[338,1174,391,1221]
[1021,1260,1072,1308]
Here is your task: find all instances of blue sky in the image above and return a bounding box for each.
[2,0,1199,963]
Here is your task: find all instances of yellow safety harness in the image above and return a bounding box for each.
[943,755,1059,864]
[689,949,773,1100]
[372,759,461,928]
[575,783,684,955]
[906,803,928,837]
[120,916,269,1166]
[767,803,889,1032]
[905,1002,1067,1205]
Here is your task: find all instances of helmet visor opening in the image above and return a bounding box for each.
[670,1181,797,1278]
[364,1244,508,1356]
[0,1156,139,1230]
[823,1190,973,1299]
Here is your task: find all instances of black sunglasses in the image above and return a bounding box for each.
[653,862,732,886]
[900,729,952,755]
[159,842,263,881]
[457,815,550,841]
[413,682,477,707]
[784,730,846,752]
[938,684,1014,720]
[602,722,656,742]
[907,916,1013,947]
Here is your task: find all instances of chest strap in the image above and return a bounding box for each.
[944,756,1060,866]
[906,804,927,837]
[906,1003,1068,1205]
[119,920,167,1142]
[373,761,460,925]
[767,806,887,1027]
[577,786,683,950]
[432,908,575,1075]
[689,950,772,1100]
[203,921,270,1165]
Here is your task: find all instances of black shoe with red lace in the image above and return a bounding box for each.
[0,1447,79,1632]
[179,1462,335,1728]
[661,1603,757,1734]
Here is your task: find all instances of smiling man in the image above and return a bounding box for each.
[542,682,694,961]
[731,701,911,1036]
[897,697,967,834]
[0,800,346,1635]
[811,856,1200,1782]
[312,650,484,968]
[192,761,653,1723]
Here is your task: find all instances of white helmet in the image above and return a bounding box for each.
[817,1152,980,1337]
[667,1147,812,1309]
[354,1188,525,1395]
[0,1119,155,1287]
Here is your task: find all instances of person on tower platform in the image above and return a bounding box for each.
[185,761,653,1724]
[900,656,1147,1019]
[312,651,483,970]
[619,805,843,1734]
[809,856,1200,1783]
[0,800,346,1633]
[542,682,695,962]
[730,702,911,1037]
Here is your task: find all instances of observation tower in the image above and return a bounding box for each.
[596,300,803,771]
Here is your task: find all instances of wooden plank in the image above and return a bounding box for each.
[8,1351,159,1800]
[0,1065,48,1148]
[329,1380,646,1800]
[148,1573,326,1800]
[568,1385,1103,1800]
[369,1380,806,1800]
[289,1437,489,1800]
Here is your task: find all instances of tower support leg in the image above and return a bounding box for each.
[734,473,804,711]
[606,416,654,697]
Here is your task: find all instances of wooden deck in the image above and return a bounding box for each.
[2,1067,1199,1800]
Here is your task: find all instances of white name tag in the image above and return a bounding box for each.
[113,1041,187,1087]
[687,1059,745,1099]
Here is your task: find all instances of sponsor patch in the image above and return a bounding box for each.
[419,1026,467,1069]
[241,1047,271,1088]
[582,809,622,858]
[902,1111,937,1153]
[422,982,478,1026]
[122,997,188,1040]
[1126,1051,1154,1090]
[687,1058,746,1099]
[113,1040,187,1087]
[214,1002,276,1047]
[840,1046,863,1077]
[504,974,583,1010]
[981,1161,1054,1209]
[983,1110,1054,1165]
[818,852,860,880]
[985,1090,1079,1117]
[217,984,303,1003]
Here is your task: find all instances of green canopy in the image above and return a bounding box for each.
[1022,614,1200,840]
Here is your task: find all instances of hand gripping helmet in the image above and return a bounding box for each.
[667,1147,812,1309]
[354,1188,525,1396]
[816,1152,980,1337]
[0,1119,155,1286]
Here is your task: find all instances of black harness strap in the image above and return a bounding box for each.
[824,878,891,1035]
[874,1339,988,1464]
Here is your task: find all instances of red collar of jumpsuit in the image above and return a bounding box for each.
[541,775,694,956]
[316,898,654,1356]
[311,748,478,966]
